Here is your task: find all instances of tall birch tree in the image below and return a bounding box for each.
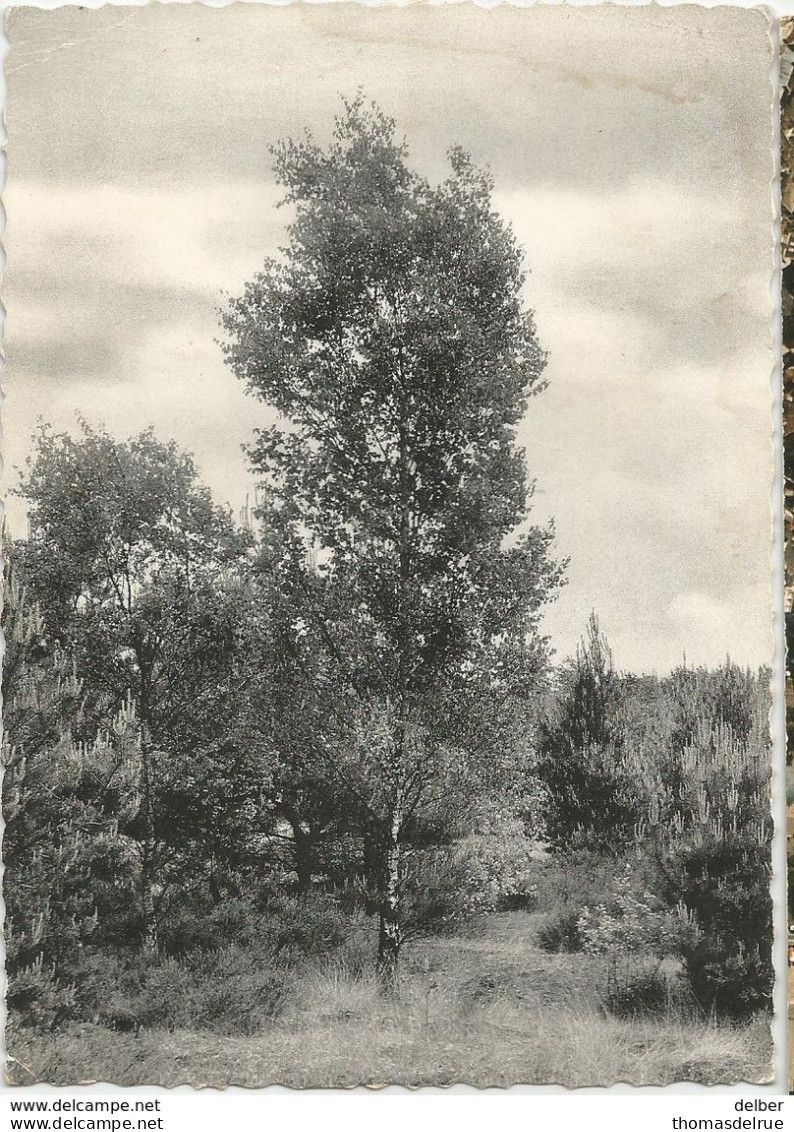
[221,96,563,992]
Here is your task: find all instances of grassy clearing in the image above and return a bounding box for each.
[7,913,772,1088]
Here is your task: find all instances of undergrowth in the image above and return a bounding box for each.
[7,911,772,1088]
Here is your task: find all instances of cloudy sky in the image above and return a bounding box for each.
[3,3,775,672]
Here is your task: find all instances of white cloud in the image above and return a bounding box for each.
[497,182,739,278]
[4,180,285,298]
[3,317,276,534]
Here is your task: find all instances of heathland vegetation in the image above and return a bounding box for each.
[4,98,773,1086]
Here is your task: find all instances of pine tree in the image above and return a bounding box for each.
[537,614,642,850]
[3,550,141,1029]
[645,694,773,1019]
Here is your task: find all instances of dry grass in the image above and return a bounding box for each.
[7,913,773,1089]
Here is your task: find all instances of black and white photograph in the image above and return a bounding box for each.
[1,2,777,1088]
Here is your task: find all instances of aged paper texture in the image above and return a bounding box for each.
[2,3,777,1088]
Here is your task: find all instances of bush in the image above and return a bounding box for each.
[577,867,690,960]
[645,713,773,1020]
[602,965,673,1020]
[532,850,617,916]
[7,956,77,1032]
[74,950,193,1031]
[682,938,772,1022]
[160,893,373,973]
[159,897,263,955]
[68,893,376,1036]
[184,949,291,1035]
[398,807,542,938]
[530,849,619,956]
[74,947,291,1035]
[258,895,371,968]
[536,615,646,851]
[536,909,584,953]
[453,814,541,915]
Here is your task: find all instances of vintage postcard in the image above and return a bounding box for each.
[2,3,777,1088]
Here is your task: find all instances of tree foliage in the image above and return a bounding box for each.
[18,421,249,715]
[15,424,265,945]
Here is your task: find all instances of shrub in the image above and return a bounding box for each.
[158,897,262,955]
[536,909,584,953]
[577,867,690,960]
[532,848,619,915]
[602,965,672,1019]
[565,863,696,1019]
[73,947,291,1035]
[683,943,772,1021]
[7,956,77,1032]
[532,847,623,953]
[454,813,541,915]
[160,892,373,973]
[257,894,371,967]
[184,948,291,1035]
[70,892,376,1037]
[74,950,194,1031]
[2,561,145,1032]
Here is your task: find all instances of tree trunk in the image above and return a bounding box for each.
[362,825,382,910]
[208,857,222,905]
[280,806,314,897]
[140,834,158,954]
[376,347,412,999]
[139,727,158,954]
[291,821,313,897]
[376,813,402,998]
